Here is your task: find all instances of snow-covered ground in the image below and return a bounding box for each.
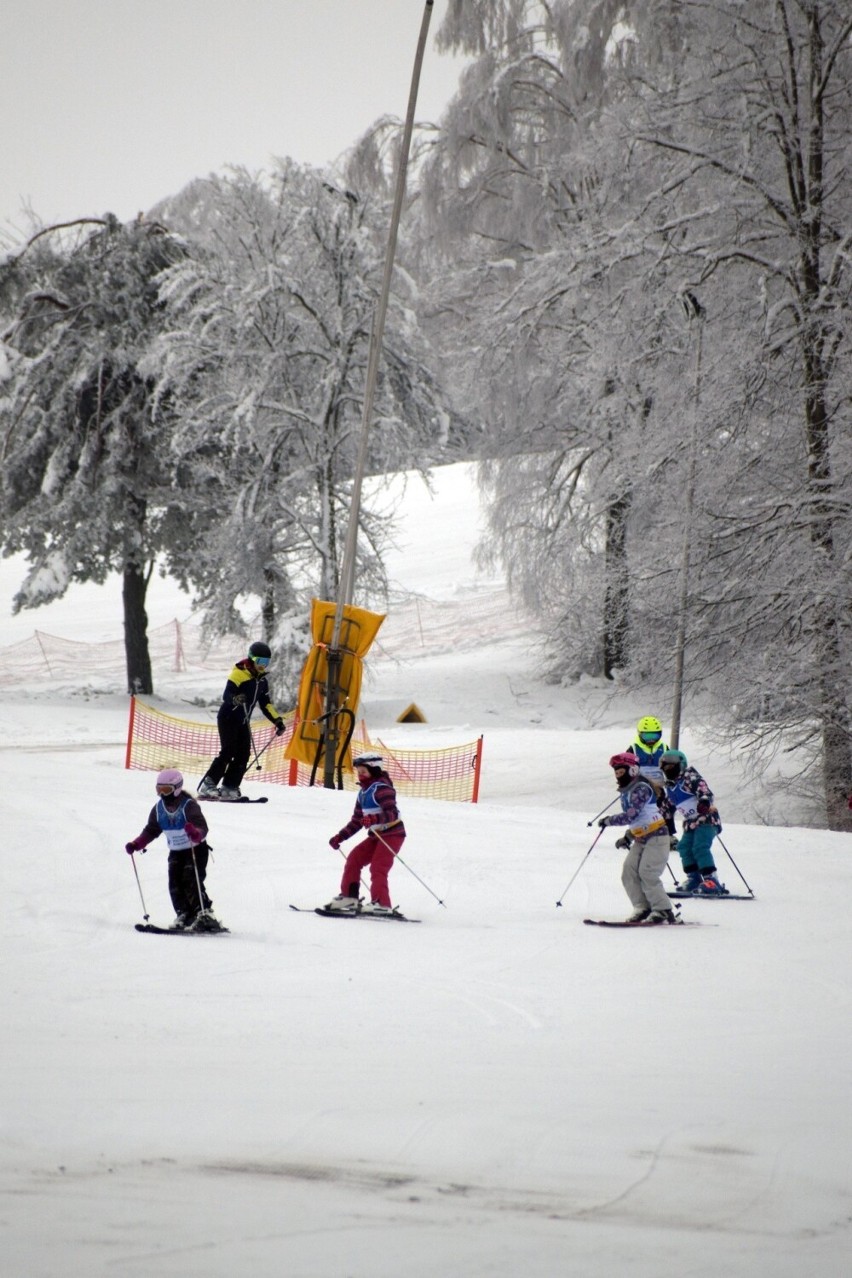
[1,464,850,1277]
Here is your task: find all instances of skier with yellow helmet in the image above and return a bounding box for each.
[627,716,670,782]
[627,715,677,843]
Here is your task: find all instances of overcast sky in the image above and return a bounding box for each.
[1,0,468,240]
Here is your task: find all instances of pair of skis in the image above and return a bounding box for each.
[197,794,268,804]
[135,918,230,936]
[667,889,753,900]
[288,905,420,923]
[584,916,703,928]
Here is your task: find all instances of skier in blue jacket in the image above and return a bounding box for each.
[125,768,222,931]
[659,749,725,894]
[626,715,670,782]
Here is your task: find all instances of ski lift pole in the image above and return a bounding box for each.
[671,292,704,747]
[323,0,434,789]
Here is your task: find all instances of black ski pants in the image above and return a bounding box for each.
[205,712,251,788]
[168,842,211,917]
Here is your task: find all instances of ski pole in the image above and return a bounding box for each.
[129,852,150,923]
[190,846,212,920]
[332,842,366,896]
[716,836,755,896]
[373,828,446,907]
[587,796,619,827]
[556,827,605,906]
[241,702,264,771]
[250,732,278,771]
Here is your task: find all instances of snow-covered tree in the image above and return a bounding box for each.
[0,216,189,693]
[622,0,852,829]
[421,0,852,827]
[146,161,457,696]
[420,0,688,679]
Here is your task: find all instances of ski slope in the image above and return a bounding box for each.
[1,464,850,1278]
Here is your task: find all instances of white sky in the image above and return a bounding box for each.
[1,0,468,239]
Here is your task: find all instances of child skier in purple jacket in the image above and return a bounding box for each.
[125,768,222,931]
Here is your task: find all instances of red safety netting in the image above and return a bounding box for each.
[125,698,483,803]
[0,620,252,684]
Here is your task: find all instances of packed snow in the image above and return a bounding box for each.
[1,463,850,1277]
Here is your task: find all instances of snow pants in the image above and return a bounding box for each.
[205,713,251,789]
[168,843,211,917]
[677,825,718,875]
[341,830,405,907]
[621,831,672,913]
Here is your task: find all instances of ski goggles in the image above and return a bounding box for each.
[156,783,177,795]
[638,732,662,745]
[252,656,270,669]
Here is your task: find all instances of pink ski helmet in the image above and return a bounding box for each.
[156,768,184,795]
[609,752,639,777]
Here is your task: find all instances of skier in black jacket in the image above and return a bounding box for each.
[198,641,286,801]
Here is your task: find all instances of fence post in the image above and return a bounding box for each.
[471,736,484,804]
[125,696,137,770]
[34,630,53,676]
[173,619,186,673]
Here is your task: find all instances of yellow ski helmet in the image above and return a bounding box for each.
[636,715,663,746]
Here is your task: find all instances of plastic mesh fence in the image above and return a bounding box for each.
[126,698,483,803]
[0,620,252,684]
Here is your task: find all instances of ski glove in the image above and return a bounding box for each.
[597,816,613,828]
[615,834,632,850]
[125,837,148,854]
[669,835,680,851]
[329,835,342,850]
[184,822,204,845]
[274,720,286,736]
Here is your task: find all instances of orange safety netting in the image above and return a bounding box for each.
[126,698,483,803]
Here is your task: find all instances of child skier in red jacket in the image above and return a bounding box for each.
[324,752,406,916]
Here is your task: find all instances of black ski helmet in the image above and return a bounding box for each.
[248,640,271,665]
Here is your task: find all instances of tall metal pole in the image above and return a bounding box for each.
[322,0,434,787]
[670,292,704,748]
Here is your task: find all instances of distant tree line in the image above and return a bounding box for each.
[411,0,851,831]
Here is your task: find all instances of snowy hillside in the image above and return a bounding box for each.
[1,463,851,1278]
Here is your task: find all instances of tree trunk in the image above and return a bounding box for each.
[603,490,631,679]
[122,560,153,695]
[261,567,276,641]
[796,8,852,830]
[802,343,852,830]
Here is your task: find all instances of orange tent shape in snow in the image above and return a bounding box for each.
[285,598,385,771]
